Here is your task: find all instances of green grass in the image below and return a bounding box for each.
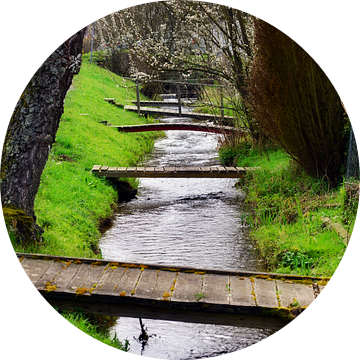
[8,56,163,351]
[11,55,162,257]
[229,143,356,277]
[61,311,129,351]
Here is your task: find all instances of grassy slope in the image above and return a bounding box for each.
[11,57,161,258]
[236,147,353,277]
[61,311,129,351]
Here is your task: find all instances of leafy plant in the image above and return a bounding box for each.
[281,251,314,272]
[194,292,208,301]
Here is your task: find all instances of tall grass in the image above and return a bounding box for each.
[236,145,351,276]
[62,311,129,351]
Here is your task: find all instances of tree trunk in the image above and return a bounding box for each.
[1,29,85,243]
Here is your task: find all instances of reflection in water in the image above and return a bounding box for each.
[100,115,274,359]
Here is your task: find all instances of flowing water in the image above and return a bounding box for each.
[99,108,275,359]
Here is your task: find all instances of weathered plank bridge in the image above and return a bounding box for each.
[105,97,234,121]
[102,122,245,136]
[92,165,258,179]
[123,105,236,122]
[18,253,327,330]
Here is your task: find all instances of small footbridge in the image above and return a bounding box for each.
[92,165,259,179]
[18,253,328,330]
[123,105,236,122]
[101,121,245,136]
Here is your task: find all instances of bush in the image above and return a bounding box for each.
[247,19,349,185]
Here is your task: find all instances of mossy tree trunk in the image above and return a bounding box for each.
[1,29,85,243]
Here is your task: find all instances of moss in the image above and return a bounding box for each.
[264,307,294,320]
[3,204,33,228]
[2,204,42,243]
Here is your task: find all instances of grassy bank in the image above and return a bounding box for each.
[8,55,164,351]
[11,54,161,258]
[170,95,353,278]
[61,311,129,351]
[221,143,357,277]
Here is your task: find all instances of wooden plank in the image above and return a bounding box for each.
[202,274,230,305]
[116,167,127,172]
[115,268,142,297]
[21,258,54,284]
[181,167,199,172]
[253,278,278,308]
[35,261,67,289]
[107,167,117,172]
[145,167,155,172]
[50,262,80,291]
[136,167,145,172]
[217,166,227,173]
[74,264,108,295]
[200,167,211,172]
[133,269,158,298]
[275,280,293,308]
[154,167,164,172]
[276,280,315,308]
[152,270,178,301]
[235,167,246,173]
[127,167,136,172]
[65,263,94,291]
[96,266,127,295]
[164,167,176,172]
[171,272,203,303]
[230,276,256,307]
[291,283,315,307]
[92,165,101,172]
[100,166,109,171]
[225,167,237,173]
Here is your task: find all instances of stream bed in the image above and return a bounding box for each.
[99,112,275,359]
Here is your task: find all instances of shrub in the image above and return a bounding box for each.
[247,19,349,185]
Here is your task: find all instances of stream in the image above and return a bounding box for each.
[99,107,275,359]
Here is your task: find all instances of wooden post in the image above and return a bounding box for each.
[220,90,224,122]
[176,83,182,116]
[136,80,140,115]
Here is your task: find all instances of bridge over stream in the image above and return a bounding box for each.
[101,122,245,136]
[123,105,236,122]
[92,165,259,179]
[18,253,327,331]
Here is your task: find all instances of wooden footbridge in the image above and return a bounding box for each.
[102,122,245,136]
[18,253,328,330]
[124,105,235,122]
[92,165,258,179]
[104,97,236,122]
